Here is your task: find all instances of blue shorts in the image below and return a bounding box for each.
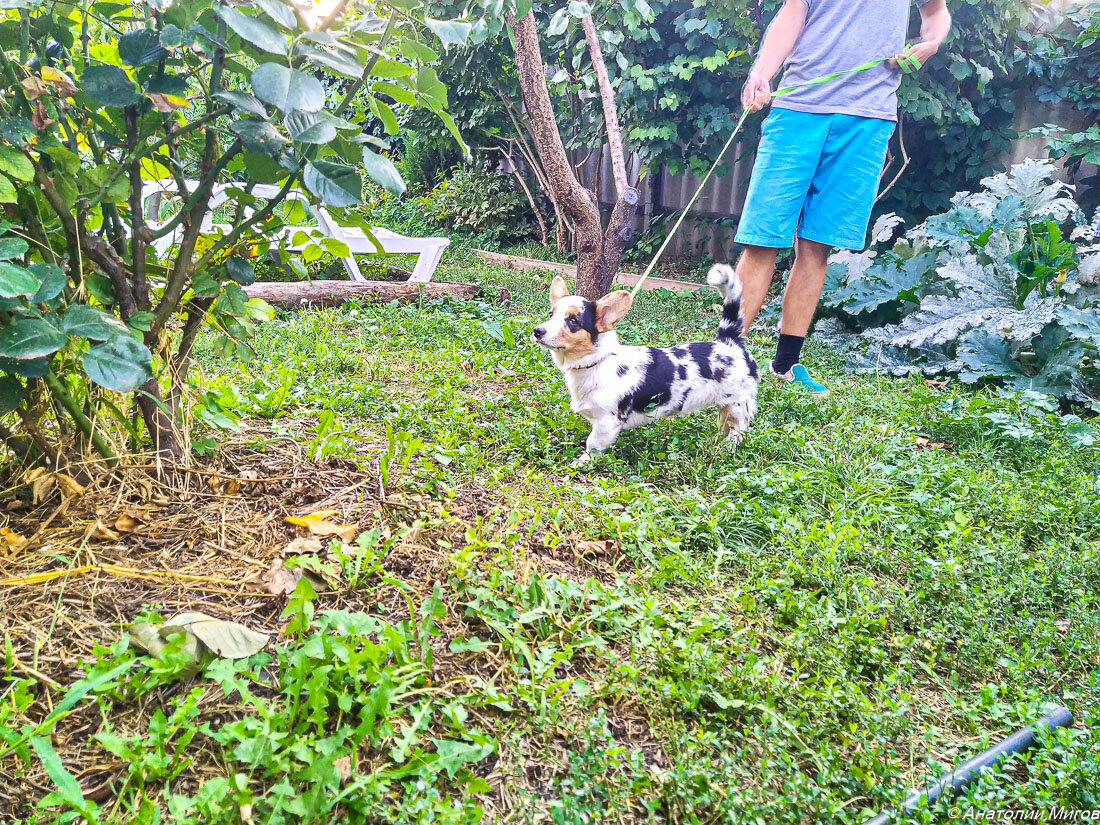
[734,108,895,251]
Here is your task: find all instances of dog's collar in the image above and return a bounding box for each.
[565,355,609,372]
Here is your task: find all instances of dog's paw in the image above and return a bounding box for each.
[573,451,595,469]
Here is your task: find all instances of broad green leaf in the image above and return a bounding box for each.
[160,23,184,49]
[360,148,405,196]
[119,29,167,66]
[371,80,417,106]
[296,43,363,78]
[230,119,289,155]
[83,336,153,391]
[369,58,414,79]
[79,165,129,203]
[0,146,33,181]
[424,18,473,47]
[547,8,569,36]
[61,305,128,340]
[0,356,49,377]
[396,37,438,63]
[214,90,268,117]
[0,261,39,297]
[215,6,287,55]
[0,175,16,204]
[431,738,493,779]
[303,160,362,206]
[251,63,324,113]
[127,311,155,332]
[145,72,188,96]
[0,318,66,359]
[369,98,398,135]
[284,110,336,144]
[0,374,21,412]
[30,264,66,303]
[0,118,37,147]
[82,65,138,106]
[225,257,256,285]
[0,236,28,260]
[250,0,296,28]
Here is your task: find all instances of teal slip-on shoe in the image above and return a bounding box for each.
[770,362,830,398]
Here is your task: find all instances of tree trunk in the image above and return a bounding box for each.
[244,280,499,309]
[506,11,640,300]
[507,11,605,299]
[137,378,185,461]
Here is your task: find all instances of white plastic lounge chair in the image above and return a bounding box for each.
[139,180,451,284]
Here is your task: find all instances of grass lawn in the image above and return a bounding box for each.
[3,251,1099,824]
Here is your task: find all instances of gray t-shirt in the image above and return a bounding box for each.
[773,0,930,122]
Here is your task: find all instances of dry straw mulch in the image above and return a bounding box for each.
[0,422,637,818]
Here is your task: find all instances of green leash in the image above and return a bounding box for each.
[628,50,921,298]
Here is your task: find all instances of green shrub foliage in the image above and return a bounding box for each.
[821,160,1099,404]
[0,0,466,465]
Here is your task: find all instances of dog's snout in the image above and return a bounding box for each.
[533,326,546,340]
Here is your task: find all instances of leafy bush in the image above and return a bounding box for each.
[0,0,468,466]
[822,160,1099,404]
[417,165,531,245]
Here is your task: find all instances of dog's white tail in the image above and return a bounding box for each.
[706,264,746,345]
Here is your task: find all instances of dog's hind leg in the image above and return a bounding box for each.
[719,401,752,445]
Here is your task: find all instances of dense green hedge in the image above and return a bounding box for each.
[412,0,1098,223]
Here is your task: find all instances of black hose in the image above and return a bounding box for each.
[863,707,1074,825]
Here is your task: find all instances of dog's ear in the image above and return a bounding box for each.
[595,290,633,332]
[549,277,569,307]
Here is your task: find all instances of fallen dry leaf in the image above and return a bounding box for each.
[576,539,617,557]
[914,437,948,450]
[262,559,303,596]
[334,755,353,784]
[22,469,85,504]
[86,520,120,542]
[283,536,323,556]
[924,379,950,389]
[114,509,145,533]
[1,527,26,554]
[285,511,357,542]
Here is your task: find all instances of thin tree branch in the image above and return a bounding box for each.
[582,15,629,195]
[876,115,910,204]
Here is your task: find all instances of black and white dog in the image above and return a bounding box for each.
[533,265,760,463]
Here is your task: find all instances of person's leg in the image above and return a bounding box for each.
[781,238,831,336]
[770,237,830,378]
[736,244,780,330]
[771,114,895,395]
[733,108,830,330]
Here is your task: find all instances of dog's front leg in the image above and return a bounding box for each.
[576,420,622,467]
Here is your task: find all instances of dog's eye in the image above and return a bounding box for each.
[566,317,579,331]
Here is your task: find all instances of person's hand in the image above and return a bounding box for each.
[741,73,772,113]
[888,41,940,74]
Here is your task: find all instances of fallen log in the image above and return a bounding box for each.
[472,249,711,294]
[244,280,506,309]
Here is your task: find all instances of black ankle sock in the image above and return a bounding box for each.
[772,334,806,375]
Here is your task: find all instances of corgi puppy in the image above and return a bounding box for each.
[534,265,759,463]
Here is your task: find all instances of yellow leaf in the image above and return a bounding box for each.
[0,527,26,552]
[146,92,189,112]
[285,511,356,542]
[41,66,77,97]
